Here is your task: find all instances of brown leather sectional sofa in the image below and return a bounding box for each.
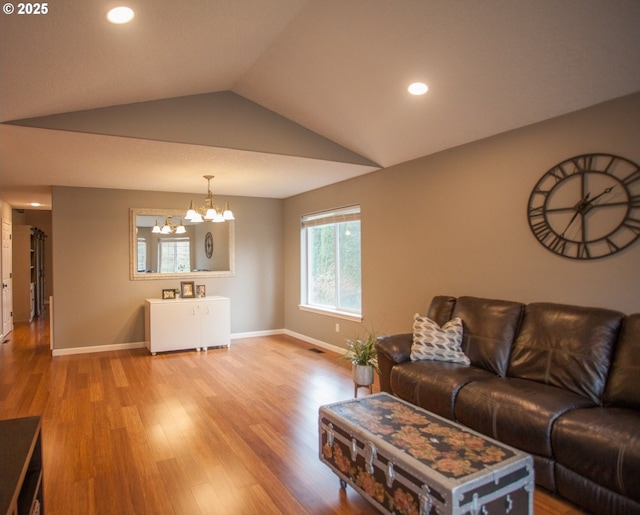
[375,295,640,514]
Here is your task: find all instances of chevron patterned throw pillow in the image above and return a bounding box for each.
[410,314,470,364]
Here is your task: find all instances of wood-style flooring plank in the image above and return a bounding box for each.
[1,318,584,514]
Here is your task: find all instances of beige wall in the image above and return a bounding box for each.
[52,187,283,349]
[284,93,640,348]
[26,92,640,351]
[0,200,12,221]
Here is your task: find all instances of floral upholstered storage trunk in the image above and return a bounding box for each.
[319,393,534,515]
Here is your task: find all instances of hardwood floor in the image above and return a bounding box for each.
[1,317,584,514]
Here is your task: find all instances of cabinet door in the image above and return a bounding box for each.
[199,298,231,348]
[149,301,200,352]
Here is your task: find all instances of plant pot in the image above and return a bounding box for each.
[352,364,374,386]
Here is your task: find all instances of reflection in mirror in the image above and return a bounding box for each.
[130,208,235,280]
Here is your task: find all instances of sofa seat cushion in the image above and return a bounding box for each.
[390,361,494,419]
[552,407,640,504]
[454,377,595,458]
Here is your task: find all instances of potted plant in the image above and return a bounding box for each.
[340,329,379,388]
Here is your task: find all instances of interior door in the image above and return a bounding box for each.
[1,219,13,339]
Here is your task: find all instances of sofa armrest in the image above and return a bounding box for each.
[375,333,412,393]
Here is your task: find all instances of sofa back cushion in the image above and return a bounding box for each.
[508,303,623,404]
[450,296,524,377]
[426,296,456,326]
[604,313,640,409]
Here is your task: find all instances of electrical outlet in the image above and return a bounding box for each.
[335,323,340,333]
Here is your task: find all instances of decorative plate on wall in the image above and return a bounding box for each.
[204,232,213,258]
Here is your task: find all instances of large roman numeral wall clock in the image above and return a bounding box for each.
[527,153,640,259]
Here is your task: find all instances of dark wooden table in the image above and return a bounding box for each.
[0,416,44,515]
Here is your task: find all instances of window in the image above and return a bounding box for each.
[301,205,361,318]
[137,238,147,272]
[158,238,191,273]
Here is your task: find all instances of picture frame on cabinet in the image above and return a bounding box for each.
[162,289,176,300]
[180,281,195,298]
[196,284,206,298]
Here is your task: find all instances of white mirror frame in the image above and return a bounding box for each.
[129,208,235,280]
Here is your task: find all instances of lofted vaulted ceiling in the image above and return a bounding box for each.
[1,0,639,209]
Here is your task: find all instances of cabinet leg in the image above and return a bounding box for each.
[196,347,201,352]
[203,347,208,351]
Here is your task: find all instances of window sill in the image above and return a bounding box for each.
[299,305,362,322]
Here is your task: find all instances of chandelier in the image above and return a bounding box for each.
[185,175,234,223]
[152,215,186,234]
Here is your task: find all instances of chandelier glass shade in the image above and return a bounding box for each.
[151,216,186,234]
[185,175,235,223]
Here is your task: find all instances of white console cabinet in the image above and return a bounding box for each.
[145,296,230,355]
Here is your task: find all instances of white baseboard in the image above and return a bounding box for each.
[50,330,343,356]
[52,341,146,356]
[283,329,344,354]
[231,329,284,339]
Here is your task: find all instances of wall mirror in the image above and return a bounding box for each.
[130,208,235,280]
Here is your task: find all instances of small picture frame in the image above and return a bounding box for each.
[162,288,176,300]
[196,284,206,298]
[180,281,195,298]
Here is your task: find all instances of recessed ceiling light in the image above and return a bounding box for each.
[30,202,41,207]
[408,82,429,96]
[107,6,135,24]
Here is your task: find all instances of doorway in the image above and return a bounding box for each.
[1,219,12,339]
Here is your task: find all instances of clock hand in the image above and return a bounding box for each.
[561,211,580,237]
[583,186,614,206]
[560,193,590,236]
[560,186,614,237]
